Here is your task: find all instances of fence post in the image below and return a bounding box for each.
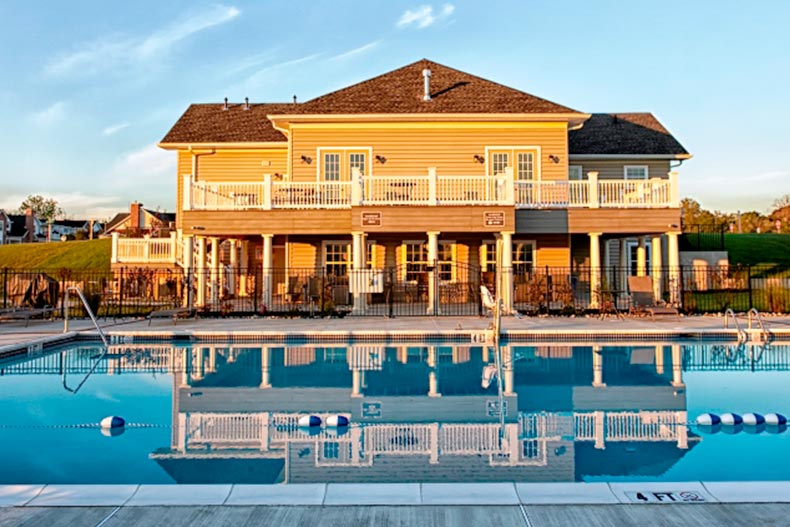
[118,268,125,319]
[2,268,7,309]
[545,265,550,313]
[747,265,753,311]
[388,268,394,318]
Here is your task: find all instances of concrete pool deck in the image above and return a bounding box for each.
[2,483,790,526]
[2,313,790,355]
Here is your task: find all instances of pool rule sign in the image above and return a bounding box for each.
[484,211,505,227]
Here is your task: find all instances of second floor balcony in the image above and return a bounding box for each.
[181,170,679,212]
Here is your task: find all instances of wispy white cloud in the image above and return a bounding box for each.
[222,49,279,77]
[396,3,455,29]
[45,4,241,78]
[235,53,323,93]
[112,143,176,183]
[102,122,131,136]
[328,41,381,62]
[29,101,67,126]
[0,191,122,219]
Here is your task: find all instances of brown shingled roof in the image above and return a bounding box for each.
[569,113,689,156]
[290,59,580,115]
[160,103,290,143]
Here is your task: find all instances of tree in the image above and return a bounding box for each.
[772,194,790,211]
[681,198,716,230]
[16,195,63,222]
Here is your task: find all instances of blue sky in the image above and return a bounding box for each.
[1,1,788,219]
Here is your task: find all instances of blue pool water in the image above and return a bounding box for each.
[1,340,789,484]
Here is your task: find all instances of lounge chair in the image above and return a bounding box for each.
[0,306,56,327]
[627,276,679,318]
[147,307,193,325]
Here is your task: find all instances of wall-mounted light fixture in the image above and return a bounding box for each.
[375,155,387,164]
[191,226,206,231]
[300,155,312,164]
[473,154,485,164]
[549,155,560,164]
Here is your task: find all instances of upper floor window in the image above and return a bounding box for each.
[624,165,648,180]
[318,148,370,181]
[568,165,583,180]
[487,148,538,181]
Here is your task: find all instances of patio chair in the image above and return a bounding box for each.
[627,276,679,318]
[0,306,56,327]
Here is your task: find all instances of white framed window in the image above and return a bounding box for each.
[317,147,372,181]
[438,241,455,282]
[485,147,541,181]
[403,242,428,282]
[323,241,350,276]
[626,239,651,276]
[624,165,648,180]
[481,240,535,275]
[568,165,583,180]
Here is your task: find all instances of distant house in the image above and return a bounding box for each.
[102,202,176,238]
[4,209,45,244]
[50,219,103,240]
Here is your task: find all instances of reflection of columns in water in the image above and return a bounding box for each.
[502,346,514,395]
[592,345,606,387]
[482,346,490,363]
[655,345,665,375]
[351,368,362,397]
[207,347,217,373]
[260,347,271,389]
[671,344,684,386]
[192,347,205,381]
[594,410,605,449]
[429,422,439,464]
[180,348,192,387]
[428,346,440,397]
[676,411,689,449]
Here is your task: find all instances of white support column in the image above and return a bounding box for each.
[210,237,220,306]
[503,167,515,205]
[427,346,440,397]
[618,239,628,293]
[669,171,680,208]
[671,344,684,387]
[228,239,238,295]
[111,232,119,263]
[427,231,440,315]
[170,231,178,264]
[262,173,273,210]
[196,236,207,307]
[594,410,606,449]
[192,347,205,381]
[352,231,367,315]
[592,345,606,387]
[239,240,249,297]
[351,167,363,206]
[183,235,194,308]
[143,234,151,262]
[182,174,193,211]
[260,346,271,389]
[261,234,274,309]
[667,231,681,304]
[587,171,599,209]
[676,411,689,449]
[180,348,192,387]
[636,237,647,277]
[589,232,602,309]
[651,235,663,301]
[207,346,217,373]
[500,231,514,314]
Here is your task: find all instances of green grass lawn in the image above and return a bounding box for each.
[0,238,111,271]
[725,233,790,266]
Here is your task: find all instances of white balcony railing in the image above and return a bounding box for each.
[180,170,679,211]
[111,232,179,265]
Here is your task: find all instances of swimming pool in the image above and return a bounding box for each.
[1,340,789,484]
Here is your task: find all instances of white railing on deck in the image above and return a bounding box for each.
[364,424,433,455]
[180,170,678,210]
[113,233,178,264]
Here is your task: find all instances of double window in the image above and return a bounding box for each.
[481,241,535,275]
[403,241,455,282]
[487,148,539,181]
[323,241,377,277]
[318,149,370,181]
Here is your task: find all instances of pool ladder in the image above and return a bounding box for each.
[724,308,771,343]
[63,286,109,348]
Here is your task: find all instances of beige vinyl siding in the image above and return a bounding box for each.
[576,160,671,180]
[195,149,288,180]
[534,234,571,267]
[289,242,318,268]
[289,123,568,182]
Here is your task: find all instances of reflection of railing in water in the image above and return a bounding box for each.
[176,410,690,468]
[684,343,789,371]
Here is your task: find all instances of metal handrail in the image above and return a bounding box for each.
[63,286,109,348]
[723,308,747,342]
[747,308,771,342]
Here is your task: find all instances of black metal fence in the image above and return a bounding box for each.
[681,224,727,251]
[2,263,789,319]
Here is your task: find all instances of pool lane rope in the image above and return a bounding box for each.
[0,423,169,429]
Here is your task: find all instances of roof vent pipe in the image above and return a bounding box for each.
[422,68,432,101]
[223,97,228,110]
[244,97,250,110]
[293,95,298,105]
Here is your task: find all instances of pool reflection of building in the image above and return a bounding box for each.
[144,343,696,483]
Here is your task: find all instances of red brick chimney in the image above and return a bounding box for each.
[24,207,35,243]
[130,202,142,231]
